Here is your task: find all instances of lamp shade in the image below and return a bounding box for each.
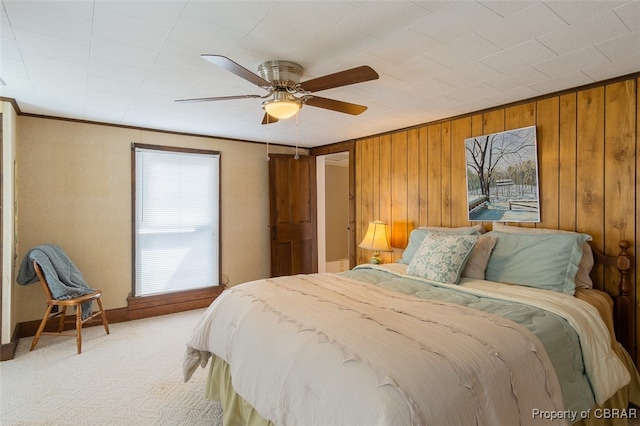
[359,221,391,264]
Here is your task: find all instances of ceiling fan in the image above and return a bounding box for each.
[175,55,379,124]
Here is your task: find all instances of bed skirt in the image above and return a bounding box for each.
[206,355,272,426]
[206,350,639,426]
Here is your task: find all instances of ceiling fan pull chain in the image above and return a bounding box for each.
[294,113,299,160]
[266,114,271,161]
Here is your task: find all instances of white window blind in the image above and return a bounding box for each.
[134,147,220,296]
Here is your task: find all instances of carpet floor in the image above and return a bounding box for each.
[0,309,223,425]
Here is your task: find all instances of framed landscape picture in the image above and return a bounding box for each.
[464,126,540,223]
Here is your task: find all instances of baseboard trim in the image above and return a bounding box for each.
[6,286,223,360]
[0,325,20,361]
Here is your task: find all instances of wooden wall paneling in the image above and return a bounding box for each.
[441,122,452,227]
[506,102,537,227]
[558,93,578,231]
[353,74,638,364]
[604,79,637,364]
[373,136,382,216]
[407,128,421,236]
[379,135,393,263]
[482,110,506,151]
[450,117,472,227]
[506,102,536,130]
[536,97,560,230]
[355,141,361,264]
[418,127,429,227]
[471,113,485,137]
[604,81,636,298]
[372,136,382,262]
[576,86,606,285]
[356,138,374,265]
[354,138,362,265]
[391,131,409,254]
[426,124,442,226]
[636,77,640,365]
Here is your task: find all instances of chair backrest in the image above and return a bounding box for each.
[33,261,54,300]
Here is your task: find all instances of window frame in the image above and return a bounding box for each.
[130,143,222,303]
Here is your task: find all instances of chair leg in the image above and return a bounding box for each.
[31,305,54,351]
[96,297,110,335]
[75,306,83,354]
[58,306,67,333]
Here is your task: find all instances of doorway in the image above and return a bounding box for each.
[317,152,350,273]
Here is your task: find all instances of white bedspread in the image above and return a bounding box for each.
[377,263,630,404]
[185,272,569,425]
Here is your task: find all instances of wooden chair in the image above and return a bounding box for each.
[30,260,110,354]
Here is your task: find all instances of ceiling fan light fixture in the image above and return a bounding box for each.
[178,55,378,123]
[262,91,302,119]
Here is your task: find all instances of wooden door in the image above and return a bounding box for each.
[269,154,317,277]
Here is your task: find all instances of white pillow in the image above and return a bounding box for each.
[491,223,594,289]
[407,234,478,284]
[461,234,497,280]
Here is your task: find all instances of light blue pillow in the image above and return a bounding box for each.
[398,225,483,265]
[406,234,479,284]
[398,229,431,264]
[484,231,591,295]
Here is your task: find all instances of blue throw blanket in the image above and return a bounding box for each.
[17,244,96,320]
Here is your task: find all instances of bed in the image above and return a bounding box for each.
[184,224,638,425]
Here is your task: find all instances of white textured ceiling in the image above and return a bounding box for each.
[1,1,639,148]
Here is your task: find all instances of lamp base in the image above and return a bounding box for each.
[370,251,383,264]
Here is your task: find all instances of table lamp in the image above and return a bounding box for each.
[358,221,392,264]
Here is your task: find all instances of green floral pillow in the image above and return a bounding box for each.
[398,225,483,265]
[406,234,479,284]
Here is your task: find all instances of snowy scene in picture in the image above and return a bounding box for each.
[465,126,540,223]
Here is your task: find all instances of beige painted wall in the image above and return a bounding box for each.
[325,164,349,261]
[15,116,301,323]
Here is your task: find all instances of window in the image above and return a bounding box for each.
[133,144,220,297]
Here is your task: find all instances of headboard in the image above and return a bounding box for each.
[589,240,634,358]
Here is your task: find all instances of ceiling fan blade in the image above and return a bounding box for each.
[261,113,279,125]
[297,66,379,93]
[175,94,263,103]
[303,96,367,115]
[202,55,273,90]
